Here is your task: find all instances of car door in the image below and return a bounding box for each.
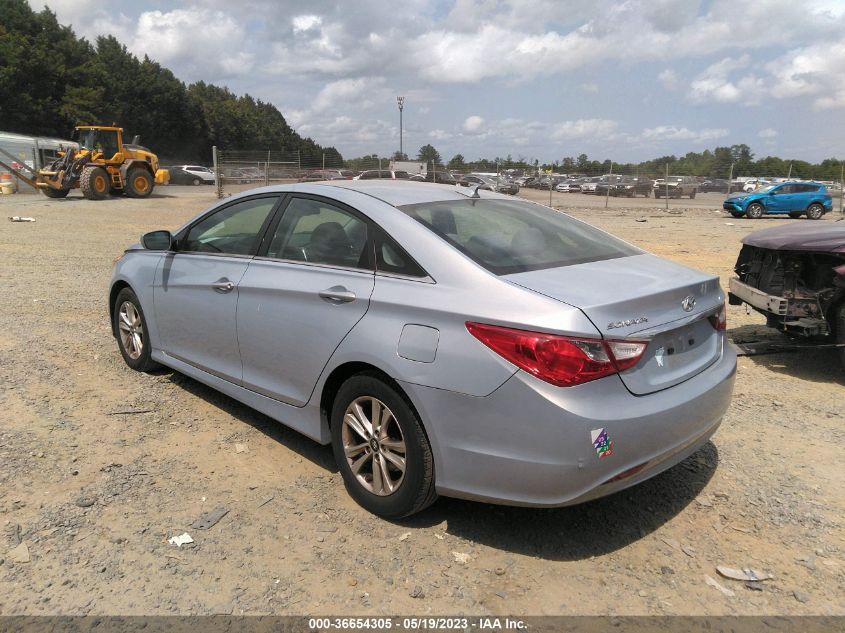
[793,184,815,211]
[768,184,794,213]
[154,194,281,382]
[236,195,375,406]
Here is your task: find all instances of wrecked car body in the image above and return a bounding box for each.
[728,222,845,365]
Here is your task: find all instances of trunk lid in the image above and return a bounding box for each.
[505,253,725,395]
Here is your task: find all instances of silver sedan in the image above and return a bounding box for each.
[110,181,736,517]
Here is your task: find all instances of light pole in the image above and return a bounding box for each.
[396,96,405,159]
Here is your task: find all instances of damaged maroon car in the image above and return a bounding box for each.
[728,222,845,367]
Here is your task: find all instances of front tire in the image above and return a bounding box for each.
[746,202,765,219]
[806,203,824,220]
[331,374,436,518]
[80,166,109,200]
[730,211,743,218]
[113,287,159,372]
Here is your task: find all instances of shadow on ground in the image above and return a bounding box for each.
[401,441,719,561]
[164,370,337,472]
[163,368,719,561]
[730,324,843,385]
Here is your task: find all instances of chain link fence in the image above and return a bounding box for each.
[212,147,342,198]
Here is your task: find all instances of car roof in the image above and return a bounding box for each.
[313,179,481,206]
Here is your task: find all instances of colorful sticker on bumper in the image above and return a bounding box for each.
[591,428,613,458]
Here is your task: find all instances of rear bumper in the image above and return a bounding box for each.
[402,339,736,507]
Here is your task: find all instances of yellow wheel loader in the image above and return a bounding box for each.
[28,126,168,200]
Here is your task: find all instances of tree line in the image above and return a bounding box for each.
[0,0,342,165]
[347,144,844,182]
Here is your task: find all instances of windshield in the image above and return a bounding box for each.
[756,185,777,193]
[398,198,641,275]
[75,129,118,155]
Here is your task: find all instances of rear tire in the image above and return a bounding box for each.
[746,202,765,219]
[331,374,437,518]
[80,167,109,200]
[806,203,824,220]
[42,187,70,198]
[125,167,153,198]
[191,178,201,186]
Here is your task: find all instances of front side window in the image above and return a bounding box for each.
[183,196,278,255]
[399,198,640,275]
[266,197,370,269]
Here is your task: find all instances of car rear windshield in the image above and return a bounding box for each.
[398,198,641,275]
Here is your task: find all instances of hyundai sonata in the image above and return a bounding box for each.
[110,181,736,517]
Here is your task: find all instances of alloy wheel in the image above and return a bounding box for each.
[341,396,406,496]
[118,300,144,360]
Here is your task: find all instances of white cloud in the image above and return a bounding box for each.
[767,41,845,109]
[551,119,618,140]
[292,15,322,32]
[688,55,766,105]
[429,129,452,140]
[641,126,729,143]
[758,128,778,139]
[313,77,386,112]
[579,83,599,93]
[658,69,678,89]
[462,115,485,134]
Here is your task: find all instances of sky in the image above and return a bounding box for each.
[27,0,845,164]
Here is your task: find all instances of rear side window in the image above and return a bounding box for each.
[398,199,640,275]
[374,228,427,278]
[266,197,370,270]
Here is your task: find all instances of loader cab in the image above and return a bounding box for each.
[73,127,122,161]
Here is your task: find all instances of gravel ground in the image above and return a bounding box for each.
[0,185,842,616]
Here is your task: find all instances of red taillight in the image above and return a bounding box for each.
[465,322,648,387]
[709,303,727,331]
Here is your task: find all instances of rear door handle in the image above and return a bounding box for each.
[212,278,235,293]
[319,286,356,304]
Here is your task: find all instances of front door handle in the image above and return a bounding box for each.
[212,278,235,294]
[319,286,356,304]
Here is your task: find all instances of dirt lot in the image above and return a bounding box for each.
[0,185,842,617]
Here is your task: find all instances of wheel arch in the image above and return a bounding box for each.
[108,279,132,337]
[321,361,421,430]
[321,359,441,454]
[120,159,154,177]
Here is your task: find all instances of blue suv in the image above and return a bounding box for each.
[723,181,832,220]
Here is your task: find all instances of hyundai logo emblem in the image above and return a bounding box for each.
[681,295,696,312]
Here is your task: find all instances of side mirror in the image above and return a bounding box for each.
[142,230,173,250]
